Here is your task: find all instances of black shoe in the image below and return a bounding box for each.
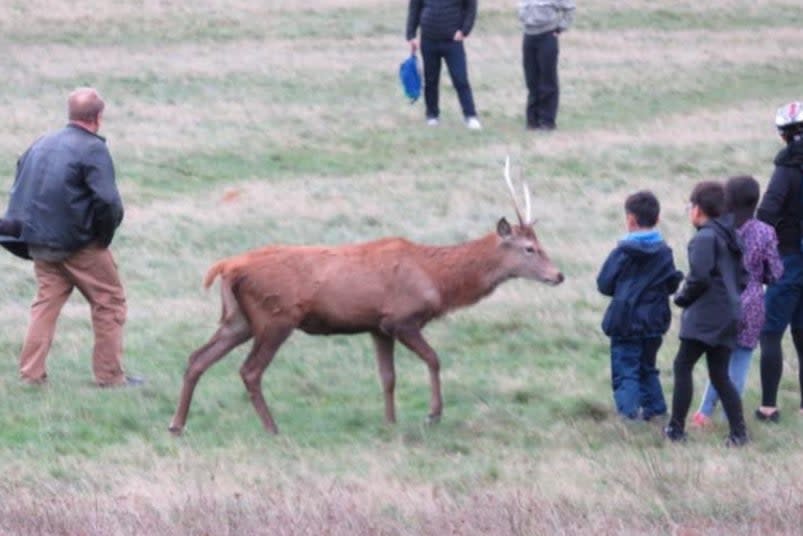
[725,433,749,448]
[663,424,687,442]
[124,375,146,387]
[754,408,780,423]
[100,375,146,388]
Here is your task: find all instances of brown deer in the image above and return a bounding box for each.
[169,158,564,434]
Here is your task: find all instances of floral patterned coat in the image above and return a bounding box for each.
[737,219,784,349]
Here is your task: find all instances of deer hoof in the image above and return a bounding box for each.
[168,424,183,436]
[426,413,441,426]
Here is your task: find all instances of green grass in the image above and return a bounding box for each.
[1,1,802,534]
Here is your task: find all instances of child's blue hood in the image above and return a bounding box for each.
[618,230,666,256]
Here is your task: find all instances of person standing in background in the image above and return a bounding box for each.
[406,0,482,130]
[518,0,575,131]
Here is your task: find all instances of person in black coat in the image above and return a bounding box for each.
[755,101,803,422]
[597,191,683,420]
[406,0,481,129]
[665,181,749,445]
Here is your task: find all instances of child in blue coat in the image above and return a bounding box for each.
[597,191,684,420]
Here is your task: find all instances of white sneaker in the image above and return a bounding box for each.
[465,117,482,130]
[426,118,439,127]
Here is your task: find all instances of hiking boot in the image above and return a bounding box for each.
[426,117,439,127]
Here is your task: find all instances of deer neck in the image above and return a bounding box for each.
[423,234,511,310]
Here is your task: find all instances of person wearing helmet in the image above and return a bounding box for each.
[755,101,803,422]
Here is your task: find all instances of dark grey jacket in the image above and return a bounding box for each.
[674,215,747,349]
[406,0,478,41]
[0,124,123,260]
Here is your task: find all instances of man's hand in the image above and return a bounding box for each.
[453,30,465,41]
[409,39,418,53]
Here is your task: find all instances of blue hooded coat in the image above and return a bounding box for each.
[597,231,684,339]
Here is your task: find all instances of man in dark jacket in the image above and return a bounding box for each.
[0,88,137,387]
[597,191,683,420]
[755,101,803,422]
[406,0,481,129]
[665,181,748,445]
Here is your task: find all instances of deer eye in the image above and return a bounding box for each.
[525,246,536,254]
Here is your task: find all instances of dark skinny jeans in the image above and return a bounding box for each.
[420,38,477,119]
[669,339,747,438]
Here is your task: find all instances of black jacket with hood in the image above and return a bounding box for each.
[0,124,123,260]
[674,214,747,349]
[756,137,803,255]
[597,233,683,339]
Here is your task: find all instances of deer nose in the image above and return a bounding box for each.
[554,272,565,285]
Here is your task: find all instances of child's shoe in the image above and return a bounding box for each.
[691,411,712,428]
[724,433,749,448]
[662,424,687,443]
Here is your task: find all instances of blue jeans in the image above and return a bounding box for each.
[420,38,477,119]
[697,345,752,417]
[610,337,667,419]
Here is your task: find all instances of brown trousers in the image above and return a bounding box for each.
[18,244,127,385]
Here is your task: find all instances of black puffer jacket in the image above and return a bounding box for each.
[757,137,803,255]
[674,215,747,349]
[406,0,478,41]
[0,124,123,260]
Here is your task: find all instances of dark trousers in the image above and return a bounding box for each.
[522,31,559,128]
[420,38,477,119]
[669,339,747,438]
[760,253,803,408]
[759,329,803,408]
[610,337,667,419]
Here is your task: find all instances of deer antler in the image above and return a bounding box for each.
[504,156,526,226]
[504,156,534,226]
[523,181,532,225]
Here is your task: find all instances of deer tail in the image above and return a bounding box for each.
[203,260,226,289]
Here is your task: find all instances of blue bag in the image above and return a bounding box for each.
[399,54,421,103]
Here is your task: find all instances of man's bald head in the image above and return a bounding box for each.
[68,88,105,124]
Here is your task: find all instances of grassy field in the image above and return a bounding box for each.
[1,0,802,534]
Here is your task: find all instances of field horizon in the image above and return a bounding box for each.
[1,1,802,534]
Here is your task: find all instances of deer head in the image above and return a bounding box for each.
[498,157,564,286]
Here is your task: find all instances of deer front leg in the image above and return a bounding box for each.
[396,328,442,423]
[371,332,396,423]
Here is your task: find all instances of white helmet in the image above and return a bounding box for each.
[775,101,803,131]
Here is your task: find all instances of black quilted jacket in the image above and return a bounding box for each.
[406,0,478,41]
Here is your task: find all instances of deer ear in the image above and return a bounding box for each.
[497,217,513,238]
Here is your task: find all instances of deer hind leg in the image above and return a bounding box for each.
[239,325,293,434]
[371,332,396,423]
[169,290,251,435]
[396,328,442,423]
